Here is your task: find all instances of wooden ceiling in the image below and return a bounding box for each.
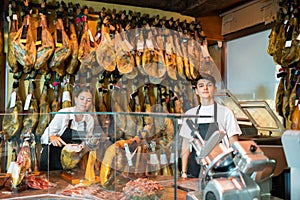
[92,0,252,17]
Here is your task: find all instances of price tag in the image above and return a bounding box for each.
[24,93,32,111]
[62,91,71,102]
[177,118,183,125]
[7,162,16,174]
[150,153,159,165]
[13,14,17,20]
[88,29,95,43]
[285,40,292,47]
[170,153,175,164]
[160,154,168,165]
[95,32,101,42]
[146,39,154,50]
[10,91,16,108]
[124,143,133,166]
[137,39,144,50]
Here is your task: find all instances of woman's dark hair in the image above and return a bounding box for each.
[73,85,94,97]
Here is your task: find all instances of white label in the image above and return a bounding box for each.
[285,40,292,47]
[24,94,32,110]
[62,91,71,102]
[10,91,16,108]
[124,143,133,166]
[7,162,16,174]
[297,34,300,41]
[137,39,144,50]
[160,154,168,165]
[11,163,21,184]
[298,103,300,110]
[95,32,101,42]
[88,29,95,43]
[124,39,134,50]
[13,14,17,20]
[177,119,183,125]
[150,153,159,165]
[170,153,175,164]
[146,39,154,50]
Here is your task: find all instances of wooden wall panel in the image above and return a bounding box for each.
[197,16,223,41]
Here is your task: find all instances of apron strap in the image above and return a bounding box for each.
[195,105,201,124]
[214,102,217,122]
[68,119,72,128]
[83,121,87,132]
[195,102,218,123]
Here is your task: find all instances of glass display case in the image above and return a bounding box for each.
[0,111,209,199]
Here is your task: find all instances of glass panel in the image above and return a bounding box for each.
[238,101,285,134]
[0,112,185,199]
[215,89,250,121]
[244,107,277,129]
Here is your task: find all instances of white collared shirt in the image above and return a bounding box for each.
[179,103,242,147]
[40,107,94,144]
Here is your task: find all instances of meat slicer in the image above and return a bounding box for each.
[186,130,276,200]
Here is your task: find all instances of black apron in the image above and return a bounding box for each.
[187,102,219,178]
[40,119,86,171]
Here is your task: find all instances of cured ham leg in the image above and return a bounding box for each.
[8,2,20,73]
[35,82,50,136]
[78,13,100,75]
[34,1,54,75]
[96,16,116,73]
[66,20,79,75]
[2,80,23,138]
[49,15,71,77]
[13,1,36,74]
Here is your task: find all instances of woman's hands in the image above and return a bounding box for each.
[50,135,66,147]
[181,171,188,178]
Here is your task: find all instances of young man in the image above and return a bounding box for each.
[179,73,242,178]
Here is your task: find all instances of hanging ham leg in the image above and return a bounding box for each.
[96,16,116,73]
[66,21,79,75]
[22,80,39,134]
[8,3,20,73]
[34,7,54,75]
[35,82,51,136]
[2,80,23,138]
[49,16,71,77]
[142,30,166,79]
[78,13,100,75]
[13,6,36,74]
[115,32,135,74]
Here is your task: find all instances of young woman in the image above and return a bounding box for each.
[179,73,241,178]
[40,86,95,171]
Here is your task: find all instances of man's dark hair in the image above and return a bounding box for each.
[192,73,216,86]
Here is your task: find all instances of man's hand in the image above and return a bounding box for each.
[50,135,66,147]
